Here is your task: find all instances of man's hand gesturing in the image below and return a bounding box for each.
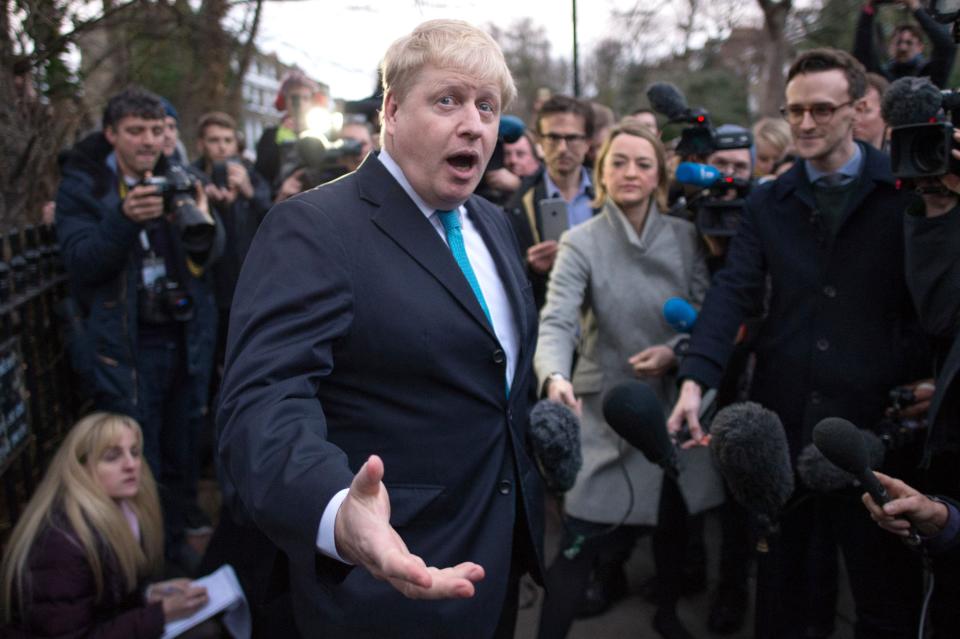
[334,455,485,599]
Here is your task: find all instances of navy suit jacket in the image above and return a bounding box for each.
[216,154,544,638]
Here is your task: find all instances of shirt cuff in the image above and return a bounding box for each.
[316,488,353,564]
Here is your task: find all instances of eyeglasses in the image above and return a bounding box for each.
[779,101,854,125]
[541,132,588,146]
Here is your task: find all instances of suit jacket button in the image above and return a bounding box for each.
[498,479,512,495]
[492,349,506,365]
[816,338,829,352]
[822,285,837,298]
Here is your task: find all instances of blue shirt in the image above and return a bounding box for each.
[543,167,594,227]
[804,143,863,186]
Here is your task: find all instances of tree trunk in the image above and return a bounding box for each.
[757,0,793,117]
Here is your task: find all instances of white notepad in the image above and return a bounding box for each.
[161,564,251,639]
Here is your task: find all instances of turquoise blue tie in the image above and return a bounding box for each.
[437,210,493,326]
[438,209,510,397]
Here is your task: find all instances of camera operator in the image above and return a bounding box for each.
[254,70,320,198]
[55,87,221,570]
[668,49,933,639]
[853,0,958,88]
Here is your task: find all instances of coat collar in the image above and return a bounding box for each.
[600,196,666,252]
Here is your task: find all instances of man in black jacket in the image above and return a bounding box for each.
[668,49,931,639]
[853,0,957,88]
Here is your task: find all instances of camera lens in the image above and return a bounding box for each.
[913,127,949,174]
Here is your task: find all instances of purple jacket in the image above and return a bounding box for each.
[2,522,164,638]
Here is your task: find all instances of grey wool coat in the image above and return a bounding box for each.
[535,198,725,525]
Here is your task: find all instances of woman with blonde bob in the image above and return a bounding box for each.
[535,122,722,639]
[1,412,208,637]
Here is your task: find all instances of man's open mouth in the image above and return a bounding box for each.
[447,152,478,172]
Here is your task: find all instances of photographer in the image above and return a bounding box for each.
[55,87,221,570]
[190,111,271,360]
[853,0,957,88]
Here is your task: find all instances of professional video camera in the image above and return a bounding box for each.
[674,162,752,239]
[277,135,363,192]
[928,0,960,39]
[139,164,216,254]
[646,82,753,158]
[882,76,960,181]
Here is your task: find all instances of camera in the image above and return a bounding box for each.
[138,275,194,324]
[674,162,753,239]
[884,75,960,180]
[139,165,216,254]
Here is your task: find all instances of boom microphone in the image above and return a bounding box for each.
[709,402,794,547]
[646,82,690,122]
[812,418,891,505]
[602,380,678,479]
[663,297,698,332]
[797,429,885,493]
[881,76,944,127]
[529,399,582,493]
[675,162,723,188]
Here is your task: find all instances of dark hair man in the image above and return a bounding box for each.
[55,87,221,566]
[504,94,595,307]
[667,48,930,638]
[191,111,271,369]
[503,131,541,178]
[853,72,890,151]
[853,0,957,88]
[216,19,543,637]
[626,108,661,136]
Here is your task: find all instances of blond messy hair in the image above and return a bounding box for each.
[381,19,517,111]
[1,413,163,621]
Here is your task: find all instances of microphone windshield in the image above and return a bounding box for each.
[675,162,722,188]
[499,114,526,144]
[529,400,582,493]
[709,402,794,527]
[646,82,690,121]
[812,417,872,474]
[798,429,884,492]
[881,76,943,127]
[602,380,673,468]
[663,297,698,332]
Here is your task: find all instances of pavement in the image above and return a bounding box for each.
[513,498,856,639]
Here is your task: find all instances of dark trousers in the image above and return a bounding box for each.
[755,488,923,639]
[137,330,197,548]
[536,477,688,639]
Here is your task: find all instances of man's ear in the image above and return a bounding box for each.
[854,97,868,116]
[382,90,399,136]
[104,125,117,147]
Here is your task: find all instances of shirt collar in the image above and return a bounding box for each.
[378,147,464,220]
[106,152,141,187]
[543,166,592,201]
[805,142,863,185]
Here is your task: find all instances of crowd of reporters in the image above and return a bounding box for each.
[5,2,960,637]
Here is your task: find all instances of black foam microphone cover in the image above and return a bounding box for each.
[529,399,582,493]
[602,380,677,475]
[881,76,943,127]
[813,417,888,505]
[798,429,885,493]
[646,82,690,121]
[709,402,794,532]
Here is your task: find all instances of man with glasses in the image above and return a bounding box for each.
[853,0,957,89]
[668,48,929,638]
[504,95,595,307]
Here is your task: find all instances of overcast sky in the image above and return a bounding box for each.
[254,0,635,100]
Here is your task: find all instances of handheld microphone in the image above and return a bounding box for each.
[676,162,723,188]
[881,76,944,127]
[798,429,885,493]
[709,402,794,549]
[663,297,698,332]
[602,380,678,479]
[499,115,526,144]
[646,82,690,122]
[529,399,582,493]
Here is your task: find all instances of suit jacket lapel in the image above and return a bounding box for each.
[358,157,498,340]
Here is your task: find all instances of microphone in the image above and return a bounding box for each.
[529,399,583,493]
[675,162,723,188]
[646,82,690,122]
[602,380,678,479]
[797,429,885,493]
[663,297,698,332]
[881,76,944,127]
[812,418,891,505]
[499,114,525,144]
[709,402,794,549]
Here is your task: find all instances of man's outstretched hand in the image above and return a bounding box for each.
[334,455,485,599]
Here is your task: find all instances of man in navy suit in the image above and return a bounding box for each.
[216,19,543,638]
